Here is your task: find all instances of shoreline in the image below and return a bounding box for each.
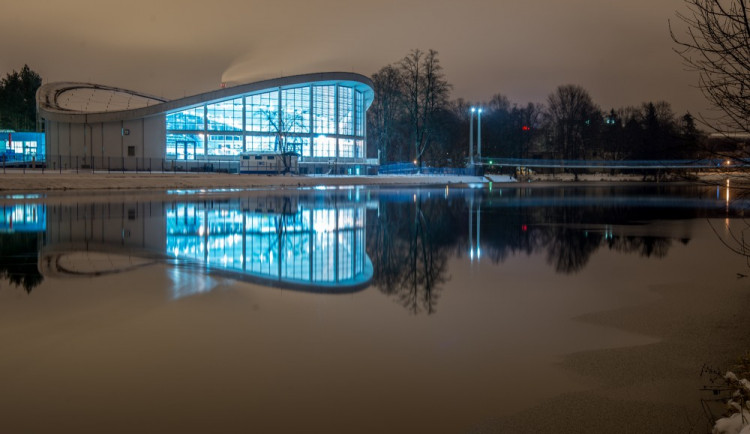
[0,170,740,194]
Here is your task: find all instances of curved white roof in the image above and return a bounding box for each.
[37,82,166,115]
[37,72,374,124]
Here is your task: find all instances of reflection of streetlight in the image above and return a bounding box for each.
[469,107,475,165]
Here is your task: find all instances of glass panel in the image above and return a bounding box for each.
[207,135,243,156]
[246,91,279,133]
[281,87,310,134]
[338,86,354,136]
[167,133,203,159]
[207,98,243,131]
[285,136,310,157]
[313,86,335,135]
[355,140,364,159]
[245,136,276,153]
[339,139,354,158]
[313,135,336,158]
[356,90,365,137]
[167,107,204,131]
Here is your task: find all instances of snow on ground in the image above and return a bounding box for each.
[0,169,738,193]
[0,171,494,192]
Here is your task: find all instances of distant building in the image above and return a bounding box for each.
[0,131,45,165]
[36,72,377,174]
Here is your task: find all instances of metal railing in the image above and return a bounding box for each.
[379,162,481,176]
[0,155,243,174]
[481,157,749,169]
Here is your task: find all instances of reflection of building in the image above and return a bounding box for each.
[36,72,376,174]
[0,203,45,233]
[40,193,372,294]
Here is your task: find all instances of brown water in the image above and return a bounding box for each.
[0,184,747,433]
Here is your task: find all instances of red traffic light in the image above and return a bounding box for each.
[522,126,530,131]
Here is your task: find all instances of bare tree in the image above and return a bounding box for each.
[258,105,305,173]
[399,49,451,170]
[369,65,404,164]
[545,85,601,164]
[671,0,750,133]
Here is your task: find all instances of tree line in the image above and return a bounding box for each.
[367,49,707,166]
[0,65,42,132]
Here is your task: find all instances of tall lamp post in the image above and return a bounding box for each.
[477,108,483,166]
[469,107,475,166]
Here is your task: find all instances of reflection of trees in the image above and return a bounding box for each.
[0,232,43,293]
[368,193,456,314]
[461,188,693,275]
[607,236,672,258]
[544,228,603,274]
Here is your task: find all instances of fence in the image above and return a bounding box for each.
[1,154,242,174]
[378,162,481,176]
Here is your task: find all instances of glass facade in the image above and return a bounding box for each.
[1,132,46,162]
[166,82,367,160]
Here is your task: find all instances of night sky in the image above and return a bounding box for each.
[1,0,707,115]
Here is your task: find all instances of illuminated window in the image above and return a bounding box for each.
[167,133,204,159]
[355,140,364,158]
[207,135,243,156]
[246,135,276,153]
[167,107,204,131]
[313,135,336,158]
[246,91,279,133]
[339,139,354,158]
[355,90,365,137]
[338,86,354,136]
[313,86,335,134]
[206,98,243,131]
[281,87,310,134]
[286,137,310,157]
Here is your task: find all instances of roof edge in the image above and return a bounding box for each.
[37,72,374,124]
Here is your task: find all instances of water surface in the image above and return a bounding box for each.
[1,183,747,433]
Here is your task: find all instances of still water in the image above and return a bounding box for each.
[0,184,748,433]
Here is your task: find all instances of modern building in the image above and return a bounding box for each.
[0,131,45,165]
[36,72,377,174]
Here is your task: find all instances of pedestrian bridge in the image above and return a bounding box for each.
[480,158,747,170]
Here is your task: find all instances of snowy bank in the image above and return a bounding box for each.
[0,171,495,193]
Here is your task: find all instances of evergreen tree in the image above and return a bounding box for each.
[0,65,43,131]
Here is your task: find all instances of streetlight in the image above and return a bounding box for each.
[469,107,475,166]
[477,108,483,165]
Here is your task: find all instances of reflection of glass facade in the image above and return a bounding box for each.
[0,204,46,232]
[165,199,370,288]
[166,83,367,160]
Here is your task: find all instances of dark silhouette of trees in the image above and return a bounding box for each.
[545,85,601,162]
[369,65,405,163]
[399,49,451,170]
[366,57,708,165]
[0,65,42,131]
[671,0,750,133]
